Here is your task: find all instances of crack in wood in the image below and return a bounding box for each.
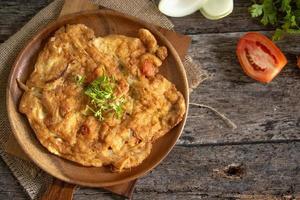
[213,163,245,179]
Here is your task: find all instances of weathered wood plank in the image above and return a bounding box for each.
[135,142,300,197]
[74,141,300,199]
[74,191,300,200]
[178,32,300,145]
[0,0,275,43]
[0,0,50,43]
[155,0,271,35]
[0,142,299,199]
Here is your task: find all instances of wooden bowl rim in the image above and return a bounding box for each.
[6,9,189,187]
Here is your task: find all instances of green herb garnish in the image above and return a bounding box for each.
[84,75,125,120]
[249,0,300,40]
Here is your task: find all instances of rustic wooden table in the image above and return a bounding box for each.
[0,0,299,199]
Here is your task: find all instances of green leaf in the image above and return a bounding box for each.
[272,28,285,40]
[282,15,292,29]
[285,28,300,33]
[249,4,264,17]
[261,0,278,25]
[111,97,125,119]
[289,15,298,27]
[281,0,291,13]
[249,0,300,40]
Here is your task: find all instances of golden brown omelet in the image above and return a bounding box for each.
[19,24,186,171]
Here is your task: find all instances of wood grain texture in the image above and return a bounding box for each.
[40,179,76,200]
[0,0,273,43]
[0,142,299,199]
[1,0,300,199]
[0,0,50,43]
[59,0,97,17]
[180,32,300,145]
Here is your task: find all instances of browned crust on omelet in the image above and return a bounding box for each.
[19,24,186,171]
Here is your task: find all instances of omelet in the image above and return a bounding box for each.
[19,24,186,171]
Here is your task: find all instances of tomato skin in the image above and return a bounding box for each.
[141,60,156,77]
[236,32,287,83]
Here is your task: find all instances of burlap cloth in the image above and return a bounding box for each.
[0,0,205,199]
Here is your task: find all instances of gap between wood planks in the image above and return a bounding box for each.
[181,29,275,36]
[177,139,300,147]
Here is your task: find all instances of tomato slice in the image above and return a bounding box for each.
[236,32,287,83]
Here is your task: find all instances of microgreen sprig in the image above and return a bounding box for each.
[84,75,125,120]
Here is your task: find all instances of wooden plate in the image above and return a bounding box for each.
[6,10,189,187]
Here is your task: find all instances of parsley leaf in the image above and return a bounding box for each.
[249,4,264,17]
[281,0,292,12]
[273,28,285,40]
[84,75,125,120]
[249,0,300,40]
[261,0,277,26]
